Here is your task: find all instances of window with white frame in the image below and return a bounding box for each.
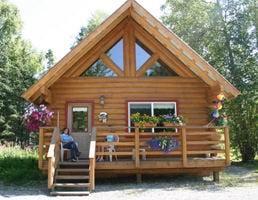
[128,102,177,132]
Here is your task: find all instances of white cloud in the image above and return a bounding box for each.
[9,0,166,60]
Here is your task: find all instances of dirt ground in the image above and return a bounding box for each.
[0,165,257,200]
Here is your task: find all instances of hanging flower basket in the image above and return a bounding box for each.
[23,104,54,132]
[148,137,180,152]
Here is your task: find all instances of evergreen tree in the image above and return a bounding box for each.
[45,49,55,69]
[0,0,43,146]
[161,0,258,161]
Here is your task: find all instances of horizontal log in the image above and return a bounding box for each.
[96,152,133,156]
[187,150,225,154]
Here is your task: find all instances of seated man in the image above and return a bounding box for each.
[60,128,80,162]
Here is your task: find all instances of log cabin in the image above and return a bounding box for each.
[22,0,240,196]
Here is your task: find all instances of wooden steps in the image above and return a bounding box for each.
[59,161,89,166]
[50,191,90,196]
[50,159,91,196]
[53,183,90,188]
[55,175,89,180]
[56,168,89,172]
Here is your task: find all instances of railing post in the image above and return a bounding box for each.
[89,128,96,192]
[38,127,44,169]
[181,127,187,167]
[224,127,230,166]
[89,158,95,191]
[135,127,140,168]
[48,157,54,189]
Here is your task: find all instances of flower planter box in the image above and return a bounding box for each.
[163,122,184,127]
[134,122,157,128]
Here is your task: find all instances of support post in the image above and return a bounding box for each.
[136,173,142,184]
[224,127,231,166]
[38,128,44,169]
[48,157,54,189]
[89,158,95,191]
[213,171,220,182]
[135,128,140,168]
[181,127,187,167]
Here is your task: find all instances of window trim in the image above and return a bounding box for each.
[127,101,178,132]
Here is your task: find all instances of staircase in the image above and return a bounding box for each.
[50,159,91,196]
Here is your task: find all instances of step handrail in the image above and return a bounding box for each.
[89,127,96,192]
[47,127,60,189]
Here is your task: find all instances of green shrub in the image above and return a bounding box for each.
[0,146,46,185]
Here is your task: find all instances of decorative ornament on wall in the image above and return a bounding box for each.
[206,94,227,127]
[98,112,108,123]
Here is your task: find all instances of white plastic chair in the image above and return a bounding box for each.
[60,142,79,162]
[106,135,119,162]
[60,142,70,162]
[132,148,146,160]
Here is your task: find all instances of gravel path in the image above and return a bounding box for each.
[0,166,257,200]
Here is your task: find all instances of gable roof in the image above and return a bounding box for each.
[22,0,240,101]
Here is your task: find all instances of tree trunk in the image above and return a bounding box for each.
[240,145,256,162]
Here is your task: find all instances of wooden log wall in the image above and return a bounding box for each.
[50,77,210,130]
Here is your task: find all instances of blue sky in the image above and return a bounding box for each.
[9,0,166,61]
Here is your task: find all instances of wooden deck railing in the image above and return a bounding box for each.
[96,126,231,168]
[89,127,97,192]
[47,127,60,189]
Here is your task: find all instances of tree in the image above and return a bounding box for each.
[45,49,55,69]
[161,0,258,162]
[0,0,43,146]
[72,10,108,77]
[72,11,108,48]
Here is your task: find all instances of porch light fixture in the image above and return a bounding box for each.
[99,95,105,107]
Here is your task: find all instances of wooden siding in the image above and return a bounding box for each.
[50,77,209,129]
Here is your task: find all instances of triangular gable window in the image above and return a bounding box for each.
[145,60,178,77]
[81,59,117,77]
[135,40,152,70]
[106,39,124,70]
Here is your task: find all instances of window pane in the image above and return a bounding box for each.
[145,60,178,77]
[106,39,124,70]
[130,104,152,115]
[153,103,176,116]
[154,103,176,132]
[72,107,88,132]
[81,59,117,77]
[135,40,152,70]
[130,104,151,132]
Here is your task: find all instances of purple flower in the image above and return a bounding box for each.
[23,104,54,132]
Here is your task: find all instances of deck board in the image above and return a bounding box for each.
[95,157,226,170]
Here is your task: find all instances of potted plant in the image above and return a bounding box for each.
[162,114,185,127]
[141,114,159,127]
[131,113,160,128]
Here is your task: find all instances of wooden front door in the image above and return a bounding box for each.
[67,103,92,158]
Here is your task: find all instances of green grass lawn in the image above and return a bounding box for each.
[0,146,46,185]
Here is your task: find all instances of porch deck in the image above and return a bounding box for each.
[94,126,230,177]
[39,125,230,191]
